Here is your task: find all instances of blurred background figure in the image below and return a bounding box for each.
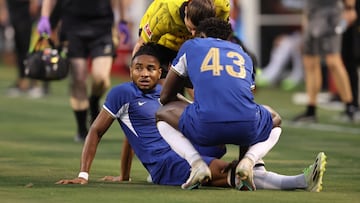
[38,0,130,142]
[256,31,303,91]
[0,0,49,98]
[341,0,360,119]
[293,0,357,122]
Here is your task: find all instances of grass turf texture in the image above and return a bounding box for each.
[0,64,359,203]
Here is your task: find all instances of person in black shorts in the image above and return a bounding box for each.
[293,0,357,122]
[0,0,50,98]
[38,0,129,142]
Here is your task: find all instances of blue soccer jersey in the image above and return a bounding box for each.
[172,38,273,146]
[172,37,257,122]
[103,82,218,185]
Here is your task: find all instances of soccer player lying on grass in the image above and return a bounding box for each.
[55,42,327,192]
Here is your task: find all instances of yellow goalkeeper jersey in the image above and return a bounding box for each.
[139,0,230,51]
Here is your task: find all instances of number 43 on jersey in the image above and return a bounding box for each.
[201,47,247,78]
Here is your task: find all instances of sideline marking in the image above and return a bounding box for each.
[283,121,360,135]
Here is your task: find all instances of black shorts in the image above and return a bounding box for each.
[66,31,114,58]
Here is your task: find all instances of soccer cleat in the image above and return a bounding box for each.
[235,157,256,191]
[281,79,298,91]
[181,159,212,190]
[304,152,327,192]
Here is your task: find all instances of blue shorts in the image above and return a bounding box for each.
[179,104,273,147]
[149,150,214,185]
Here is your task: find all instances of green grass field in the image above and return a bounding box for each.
[0,64,359,203]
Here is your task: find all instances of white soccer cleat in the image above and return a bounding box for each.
[235,157,256,191]
[181,159,212,190]
[304,152,327,192]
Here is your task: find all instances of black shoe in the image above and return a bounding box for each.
[292,113,317,123]
[334,110,355,123]
[344,105,357,122]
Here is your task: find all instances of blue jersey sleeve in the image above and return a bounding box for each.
[103,82,133,118]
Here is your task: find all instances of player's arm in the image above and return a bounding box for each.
[120,138,133,180]
[100,138,134,182]
[160,67,185,105]
[55,109,115,184]
[113,0,130,44]
[40,0,57,17]
[133,1,163,56]
[29,0,40,17]
[342,0,357,25]
[132,37,146,56]
[0,0,8,25]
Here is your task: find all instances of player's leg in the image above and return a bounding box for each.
[282,32,304,90]
[236,105,282,191]
[205,159,231,187]
[90,56,112,121]
[257,34,293,86]
[89,33,114,123]
[156,101,211,189]
[66,33,90,142]
[325,54,355,120]
[293,31,322,122]
[69,57,89,141]
[253,152,327,192]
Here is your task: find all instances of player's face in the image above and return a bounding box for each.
[130,55,161,92]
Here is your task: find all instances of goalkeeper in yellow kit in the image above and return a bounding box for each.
[133,0,230,79]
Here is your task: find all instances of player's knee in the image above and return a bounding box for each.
[263,105,281,127]
[273,112,281,127]
[155,107,167,121]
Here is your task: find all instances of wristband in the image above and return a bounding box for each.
[78,172,89,180]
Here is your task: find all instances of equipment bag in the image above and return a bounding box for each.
[24,36,69,81]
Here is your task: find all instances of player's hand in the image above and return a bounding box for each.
[37,16,51,36]
[55,177,88,185]
[118,20,130,44]
[100,175,131,182]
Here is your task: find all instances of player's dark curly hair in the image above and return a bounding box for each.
[195,17,232,40]
[132,42,162,63]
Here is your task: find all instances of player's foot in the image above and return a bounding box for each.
[181,159,211,190]
[6,85,25,97]
[27,86,45,99]
[292,112,317,123]
[235,157,256,191]
[281,79,298,91]
[304,152,327,192]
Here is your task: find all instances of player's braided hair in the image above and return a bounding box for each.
[195,17,232,40]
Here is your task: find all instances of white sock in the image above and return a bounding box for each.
[245,127,282,163]
[157,121,201,166]
[253,167,306,190]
